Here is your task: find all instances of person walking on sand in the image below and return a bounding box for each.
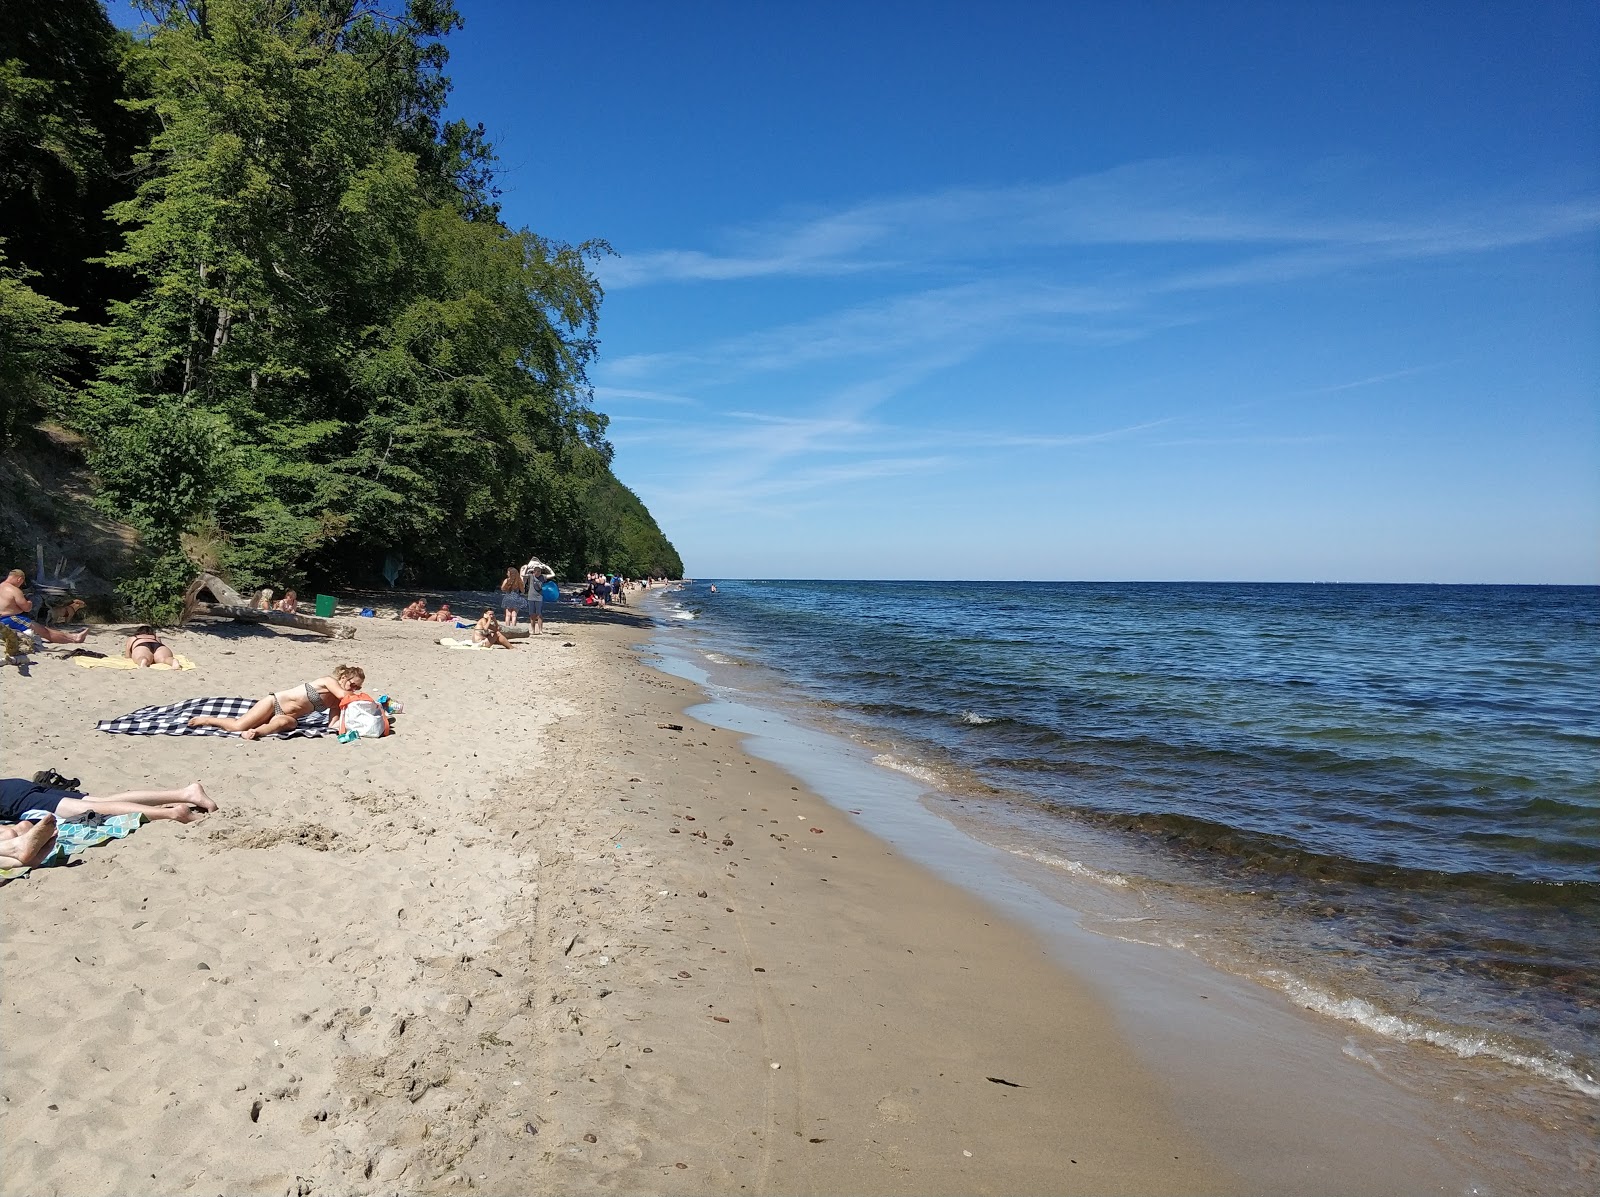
[519,555,553,635]
[500,566,525,626]
[187,665,365,740]
[1,777,219,826]
[0,568,87,644]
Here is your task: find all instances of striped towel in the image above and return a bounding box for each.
[96,696,332,738]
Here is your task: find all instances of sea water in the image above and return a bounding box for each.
[648,580,1599,1157]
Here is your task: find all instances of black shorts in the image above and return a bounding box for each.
[0,778,80,822]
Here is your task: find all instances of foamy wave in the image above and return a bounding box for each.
[871,754,940,785]
[960,711,996,725]
[1266,972,1600,1100]
[670,609,697,621]
[703,652,731,664]
[1007,847,1131,888]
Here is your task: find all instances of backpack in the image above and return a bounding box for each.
[337,691,391,738]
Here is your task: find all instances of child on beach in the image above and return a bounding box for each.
[186,666,365,739]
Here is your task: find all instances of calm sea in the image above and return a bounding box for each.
[650,580,1599,1113]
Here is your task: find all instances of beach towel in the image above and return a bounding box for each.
[74,654,196,671]
[0,813,143,884]
[96,696,333,738]
[437,637,492,650]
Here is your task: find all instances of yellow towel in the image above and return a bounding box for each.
[73,654,196,671]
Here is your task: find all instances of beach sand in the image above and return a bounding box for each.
[1,594,1228,1195]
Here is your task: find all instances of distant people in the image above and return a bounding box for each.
[187,666,365,740]
[1,775,219,828]
[500,567,525,625]
[400,599,428,620]
[520,556,553,635]
[274,589,299,613]
[123,625,176,668]
[425,602,455,623]
[0,568,88,644]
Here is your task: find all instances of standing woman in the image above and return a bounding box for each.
[500,566,525,625]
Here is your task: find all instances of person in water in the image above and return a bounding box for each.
[123,624,176,667]
[0,568,88,644]
[187,666,365,739]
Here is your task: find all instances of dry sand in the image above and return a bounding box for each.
[1,593,1232,1195]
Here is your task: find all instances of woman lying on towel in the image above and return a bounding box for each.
[187,665,365,740]
[124,624,176,667]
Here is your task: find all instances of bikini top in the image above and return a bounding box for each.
[303,681,330,712]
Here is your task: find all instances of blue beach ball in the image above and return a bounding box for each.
[541,581,560,604]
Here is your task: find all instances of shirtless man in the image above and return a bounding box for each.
[0,569,88,644]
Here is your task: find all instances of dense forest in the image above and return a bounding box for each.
[0,0,683,619]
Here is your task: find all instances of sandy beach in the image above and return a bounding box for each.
[1,592,1228,1195]
[1,590,1564,1196]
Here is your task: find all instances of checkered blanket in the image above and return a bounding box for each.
[95,696,333,738]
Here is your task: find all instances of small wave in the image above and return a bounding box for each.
[703,652,731,664]
[960,711,997,725]
[1265,972,1600,1099]
[1006,847,1130,888]
[671,609,698,621]
[872,754,940,785]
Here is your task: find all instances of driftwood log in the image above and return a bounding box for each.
[180,574,355,639]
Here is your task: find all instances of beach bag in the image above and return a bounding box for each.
[337,691,390,738]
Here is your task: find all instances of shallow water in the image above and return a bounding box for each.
[649,580,1600,1124]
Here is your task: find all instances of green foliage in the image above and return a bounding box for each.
[0,249,91,444]
[7,0,683,611]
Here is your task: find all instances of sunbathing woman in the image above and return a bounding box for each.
[472,610,514,649]
[187,665,365,739]
[123,624,176,668]
[401,599,428,620]
[425,602,454,623]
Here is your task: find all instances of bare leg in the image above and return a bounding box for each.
[239,713,297,740]
[33,624,88,645]
[152,645,176,666]
[189,696,275,733]
[54,781,216,820]
[131,645,156,667]
[0,814,58,867]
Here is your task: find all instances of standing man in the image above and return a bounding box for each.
[519,555,554,636]
[0,569,87,644]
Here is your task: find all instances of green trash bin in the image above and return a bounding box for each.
[314,594,337,618]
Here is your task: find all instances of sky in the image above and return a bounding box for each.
[111,2,1600,582]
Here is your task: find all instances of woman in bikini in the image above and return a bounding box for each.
[187,665,365,740]
[123,625,176,668]
[472,611,513,649]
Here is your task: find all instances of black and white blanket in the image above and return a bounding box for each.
[96,696,333,738]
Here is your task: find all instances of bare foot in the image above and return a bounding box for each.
[181,781,218,812]
[68,630,88,644]
[146,803,204,823]
[240,729,260,741]
[9,815,58,865]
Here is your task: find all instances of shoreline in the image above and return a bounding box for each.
[0,591,1220,1194]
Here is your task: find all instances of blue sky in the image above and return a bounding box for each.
[113,2,1600,582]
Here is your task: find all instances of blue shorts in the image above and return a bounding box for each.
[0,613,32,633]
[0,778,80,823]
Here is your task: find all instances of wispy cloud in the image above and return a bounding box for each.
[599,159,1600,289]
